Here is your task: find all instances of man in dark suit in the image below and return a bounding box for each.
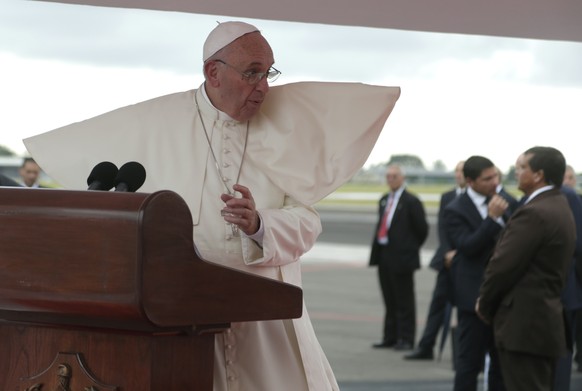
[477,146,576,391]
[19,157,44,188]
[563,164,582,374]
[444,155,514,391]
[370,164,429,351]
[553,184,582,390]
[405,160,465,360]
[0,173,21,187]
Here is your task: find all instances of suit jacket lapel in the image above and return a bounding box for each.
[460,192,484,226]
[391,190,406,223]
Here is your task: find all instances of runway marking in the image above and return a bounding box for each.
[302,242,434,267]
[309,311,382,322]
[302,262,364,272]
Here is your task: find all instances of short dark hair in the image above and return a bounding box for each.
[21,157,37,168]
[524,146,565,186]
[463,156,494,181]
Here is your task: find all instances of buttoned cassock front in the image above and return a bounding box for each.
[25,82,400,391]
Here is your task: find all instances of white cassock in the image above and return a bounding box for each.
[25,81,400,391]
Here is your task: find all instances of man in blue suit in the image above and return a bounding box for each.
[563,164,582,375]
[554,183,582,390]
[405,160,465,360]
[444,155,514,391]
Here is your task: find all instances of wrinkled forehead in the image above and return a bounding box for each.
[226,32,274,64]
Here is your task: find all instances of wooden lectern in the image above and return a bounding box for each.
[0,187,302,390]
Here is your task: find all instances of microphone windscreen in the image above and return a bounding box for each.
[114,161,146,192]
[87,161,118,190]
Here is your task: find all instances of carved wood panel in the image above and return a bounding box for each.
[20,352,118,391]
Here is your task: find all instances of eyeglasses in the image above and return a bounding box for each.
[215,59,281,85]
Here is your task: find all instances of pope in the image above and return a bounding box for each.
[25,21,400,391]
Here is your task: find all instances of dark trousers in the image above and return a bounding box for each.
[575,309,582,368]
[454,309,505,391]
[554,310,577,391]
[499,349,555,391]
[417,268,452,350]
[377,252,416,344]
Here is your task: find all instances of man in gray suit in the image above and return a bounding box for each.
[477,146,576,391]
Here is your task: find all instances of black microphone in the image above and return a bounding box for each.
[87,161,118,190]
[114,161,146,192]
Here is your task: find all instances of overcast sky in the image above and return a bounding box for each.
[2,0,582,174]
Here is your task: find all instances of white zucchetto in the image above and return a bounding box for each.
[203,21,260,61]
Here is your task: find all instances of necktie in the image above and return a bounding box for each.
[377,194,394,241]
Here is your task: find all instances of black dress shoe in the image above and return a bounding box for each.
[372,340,396,348]
[403,347,434,360]
[393,340,414,351]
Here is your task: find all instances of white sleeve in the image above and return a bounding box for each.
[242,194,321,267]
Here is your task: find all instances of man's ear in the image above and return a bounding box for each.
[204,61,220,87]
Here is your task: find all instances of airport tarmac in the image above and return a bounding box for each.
[301,242,582,391]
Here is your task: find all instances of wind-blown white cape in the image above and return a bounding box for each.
[25,82,399,216]
[24,81,400,390]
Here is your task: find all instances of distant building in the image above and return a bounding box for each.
[353,164,582,193]
[352,165,457,185]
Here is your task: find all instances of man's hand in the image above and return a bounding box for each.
[488,194,509,219]
[475,297,490,325]
[444,250,456,269]
[220,184,260,235]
